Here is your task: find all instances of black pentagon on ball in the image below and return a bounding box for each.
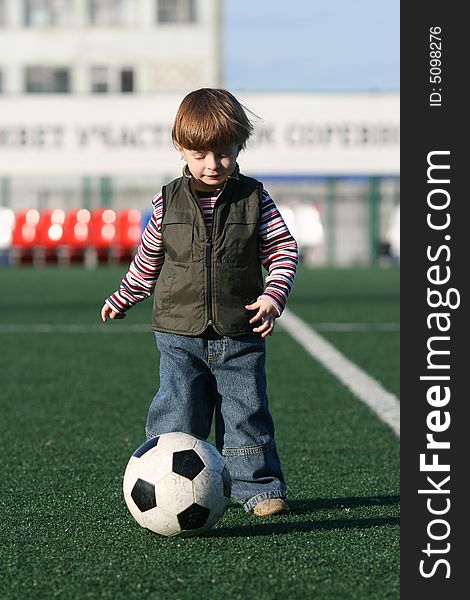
[132,436,160,458]
[177,503,211,530]
[131,478,157,512]
[172,449,205,480]
[222,465,232,498]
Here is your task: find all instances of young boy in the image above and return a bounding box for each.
[101,88,298,516]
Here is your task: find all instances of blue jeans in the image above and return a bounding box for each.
[145,328,286,510]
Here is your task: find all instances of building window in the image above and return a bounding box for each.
[90,67,109,93]
[89,0,136,26]
[91,66,134,93]
[120,69,134,93]
[24,0,74,26]
[25,67,70,93]
[157,0,196,23]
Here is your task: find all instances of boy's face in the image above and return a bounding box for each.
[180,144,239,191]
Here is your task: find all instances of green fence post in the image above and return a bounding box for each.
[325,177,336,266]
[368,176,380,266]
[1,177,11,207]
[82,176,92,210]
[100,176,112,207]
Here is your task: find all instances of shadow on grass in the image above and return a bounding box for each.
[287,494,400,514]
[210,494,400,538]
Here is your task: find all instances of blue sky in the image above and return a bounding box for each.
[223,0,399,92]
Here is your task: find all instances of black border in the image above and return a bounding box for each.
[401,3,467,597]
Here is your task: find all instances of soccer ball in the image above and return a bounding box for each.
[123,432,231,537]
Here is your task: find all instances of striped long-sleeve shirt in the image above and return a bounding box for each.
[106,186,298,317]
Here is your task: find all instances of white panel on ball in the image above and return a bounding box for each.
[122,432,231,538]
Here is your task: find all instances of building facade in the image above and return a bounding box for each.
[0,0,221,94]
[0,1,399,266]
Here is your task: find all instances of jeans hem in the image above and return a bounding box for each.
[243,489,287,512]
[222,443,269,457]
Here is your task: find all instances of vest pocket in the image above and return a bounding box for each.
[223,222,259,266]
[165,262,201,316]
[155,264,176,315]
[162,212,194,262]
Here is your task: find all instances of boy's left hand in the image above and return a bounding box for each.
[245,299,279,337]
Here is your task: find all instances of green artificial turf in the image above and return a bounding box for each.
[0,266,399,599]
[286,266,400,397]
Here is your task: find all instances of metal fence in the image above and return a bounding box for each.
[0,174,400,267]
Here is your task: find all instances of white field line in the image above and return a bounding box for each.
[279,309,400,437]
[0,322,399,334]
[0,317,400,435]
[0,324,152,333]
[298,322,399,332]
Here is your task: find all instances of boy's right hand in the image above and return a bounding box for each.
[101,303,126,322]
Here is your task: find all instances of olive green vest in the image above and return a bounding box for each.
[151,171,264,336]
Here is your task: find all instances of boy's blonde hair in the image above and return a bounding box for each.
[172,88,255,151]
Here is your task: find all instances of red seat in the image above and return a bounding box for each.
[37,209,66,248]
[117,209,142,252]
[10,207,142,265]
[90,208,117,249]
[88,208,118,264]
[11,209,41,264]
[63,209,91,248]
[12,209,40,248]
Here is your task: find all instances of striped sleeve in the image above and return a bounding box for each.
[105,192,165,313]
[258,187,299,315]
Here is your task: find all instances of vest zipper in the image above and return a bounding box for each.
[205,236,213,325]
[188,177,227,330]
